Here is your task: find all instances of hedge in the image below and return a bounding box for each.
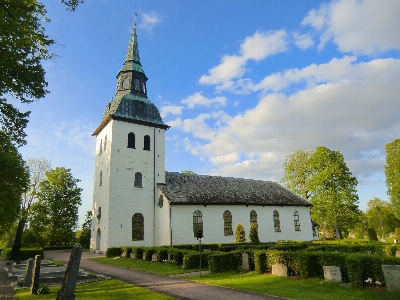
[106,247,122,257]
[1,248,44,261]
[132,247,144,259]
[266,250,299,275]
[253,250,267,273]
[183,251,210,269]
[208,252,241,273]
[121,246,133,258]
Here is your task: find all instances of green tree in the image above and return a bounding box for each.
[248,223,260,243]
[29,167,82,246]
[0,131,29,236]
[76,210,92,248]
[0,0,82,146]
[281,150,314,200]
[385,139,400,218]
[235,223,246,243]
[307,146,360,239]
[367,228,378,242]
[365,198,400,237]
[180,170,196,174]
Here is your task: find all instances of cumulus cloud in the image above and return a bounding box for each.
[292,32,314,49]
[160,105,183,118]
[181,92,227,109]
[139,11,162,33]
[302,0,400,55]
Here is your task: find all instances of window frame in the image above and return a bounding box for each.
[134,172,142,188]
[128,132,136,149]
[273,210,281,232]
[132,213,144,241]
[193,210,203,237]
[223,210,233,236]
[293,210,301,231]
[143,135,150,151]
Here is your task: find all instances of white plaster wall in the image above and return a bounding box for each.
[156,191,171,246]
[170,205,314,245]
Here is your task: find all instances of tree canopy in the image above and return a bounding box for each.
[385,138,400,218]
[28,167,82,246]
[365,197,400,237]
[0,131,29,236]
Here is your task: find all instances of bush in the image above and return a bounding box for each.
[156,248,169,262]
[106,247,122,257]
[37,286,50,294]
[168,248,187,266]
[235,224,246,243]
[1,248,44,261]
[384,244,398,256]
[367,228,378,242]
[133,247,144,259]
[121,246,133,258]
[143,247,156,261]
[396,228,400,242]
[248,224,260,244]
[183,251,210,269]
[297,251,323,279]
[208,252,241,273]
[253,250,267,273]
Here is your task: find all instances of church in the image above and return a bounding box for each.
[90,19,317,252]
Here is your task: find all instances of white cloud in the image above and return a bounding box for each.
[139,11,162,33]
[181,92,227,109]
[160,105,183,118]
[292,32,314,49]
[302,0,400,55]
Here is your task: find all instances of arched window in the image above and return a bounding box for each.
[132,213,144,241]
[99,139,103,155]
[223,210,233,236]
[293,211,300,231]
[127,132,135,148]
[250,210,258,229]
[193,210,203,237]
[143,135,150,150]
[104,135,107,151]
[134,79,139,90]
[273,210,281,232]
[99,171,102,186]
[122,77,129,89]
[134,172,142,187]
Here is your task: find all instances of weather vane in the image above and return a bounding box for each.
[134,11,137,28]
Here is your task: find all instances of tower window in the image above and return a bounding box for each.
[250,210,258,229]
[122,77,129,89]
[99,139,102,155]
[273,210,281,232]
[193,210,203,237]
[143,135,150,151]
[223,210,233,236]
[294,211,301,231]
[134,79,139,90]
[99,171,102,186]
[104,135,107,151]
[132,213,144,241]
[134,172,142,187]
[128,132,135,148]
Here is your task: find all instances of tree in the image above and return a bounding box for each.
[248,223,260,243]
[0,0,82,146]
[76,210,92,248]
[367,228,378,242]
[365,198,400,237]
[385,139,400,218]
[0,131,29,236]
[307,146,360,239]
[281,150,314,200]
[180,170,196,174]
[235,223,246,243]
[29,167,82,246]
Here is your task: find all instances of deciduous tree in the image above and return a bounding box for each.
[385,138,400,218]
[365,198,400,237]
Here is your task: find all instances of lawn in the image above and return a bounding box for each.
[191,271,400,300]
[14,279,176,300]
[90,257,198,275]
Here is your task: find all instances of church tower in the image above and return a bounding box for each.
[91,16,169,252]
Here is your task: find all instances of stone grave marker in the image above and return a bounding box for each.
[23,258,34,287]
[167,253,173,262]
[242,253,250,273]
[382,265,400,292]
[143,252,146,260]
[56,244,83,300]
[152,253,158,262]
[272,263,288,276]
[31,255,41,294]
[323,266,342,282]
[130,252,135,259]
[396,251,400,258]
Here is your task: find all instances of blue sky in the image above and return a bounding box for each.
[18,0,400,225]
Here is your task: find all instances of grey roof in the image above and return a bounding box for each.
[158,172,311,206]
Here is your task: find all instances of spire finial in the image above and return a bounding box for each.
[134,11,137,28]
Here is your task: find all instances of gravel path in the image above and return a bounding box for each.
[45,250,289,300]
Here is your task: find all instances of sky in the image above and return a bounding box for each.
[17,0,400,226]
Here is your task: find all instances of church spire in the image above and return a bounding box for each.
[124,12,140,64]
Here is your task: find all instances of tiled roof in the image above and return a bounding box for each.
[158,172,312,206]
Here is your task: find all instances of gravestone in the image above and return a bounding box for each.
[8,260,14,275]
[272,263,288,276]
[396,251,400,258]
[23,258,34,287]
[130,252,135,259]
[242,253,250,273]
[143,252,146,260]
[152,253,158,262]
[323,266,342,282]
[31,255,41,294]
[167,253,173,262]
[56,244,83,300]
[382,265,400,292]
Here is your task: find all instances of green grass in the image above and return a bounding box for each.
[47,259,64,266]
[90,257,198,275]
[14,279,176,300]
[190,271,400,300]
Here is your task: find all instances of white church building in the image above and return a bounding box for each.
[90,19,317,252]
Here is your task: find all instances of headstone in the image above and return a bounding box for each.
[323,266,342,282]
[130,252,135,259]
[382,265,400,292]
[241,253,250,273]
[23,258,34,287]
[152,253,158,262]
[143,252,146,260]
[8,260,14,275]
[31,255,41,295]
[272,263,288,277]
[396,251,400,258]
[167,253,173,262]
[121,251,126,258]
[56,244,83,300]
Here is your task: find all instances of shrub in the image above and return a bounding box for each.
[235,224,246,243]
[248,224,260,244]
[183,251,210,269]
[168,248,187,266]
[156,248,168,262]
[396,228,400,242]
[367,228,378,242]
[132,247,144,259]
[121,246,133,258]
[143,247,156,261]
[106,247,122,257]
[208,252,241,273]
[297,251,323,279]
[384,244,398,256]
[266,250,299,275]
[1,248,44,261]
[37,286,50,294]
[253,250,267,273]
